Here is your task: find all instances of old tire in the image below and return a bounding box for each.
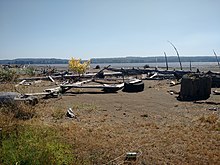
[123,81,144,93]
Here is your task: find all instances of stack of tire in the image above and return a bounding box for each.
[122,80,144,93]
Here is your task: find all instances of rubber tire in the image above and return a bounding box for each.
[123,81,144,93]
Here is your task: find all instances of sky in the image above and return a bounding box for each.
[0,0,220,60]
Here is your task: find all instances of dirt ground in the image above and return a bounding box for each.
[3,76,217,165]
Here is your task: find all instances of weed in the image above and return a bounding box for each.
[0,103,35,120]
[52,108,65,120]
[73,103,98,113]
[199,114,218,124]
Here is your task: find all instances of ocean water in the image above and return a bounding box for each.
[34,62,218,69]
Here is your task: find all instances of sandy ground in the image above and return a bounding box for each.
[1,64,220,164]
[6,77,218,164]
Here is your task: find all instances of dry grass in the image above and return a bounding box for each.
[0,80,220,164]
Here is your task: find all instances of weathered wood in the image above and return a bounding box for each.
[48,76,55,82]
[18,71,122,81]
[178,74,212,101]
[213,50,220,68]
[164,52,169,70]
[168,41,182,70]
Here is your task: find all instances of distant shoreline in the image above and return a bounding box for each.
[0,56,219,64]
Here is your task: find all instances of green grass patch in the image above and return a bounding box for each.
[0,125,74,165]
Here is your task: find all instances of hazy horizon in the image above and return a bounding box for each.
[1,0,220,60]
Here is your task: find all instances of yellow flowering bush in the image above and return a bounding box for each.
[68,57,90,74]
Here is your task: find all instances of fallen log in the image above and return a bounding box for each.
[18,72,122,81]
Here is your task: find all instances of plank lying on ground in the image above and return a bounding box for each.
[61,83,124,89]
[24,92,51,96]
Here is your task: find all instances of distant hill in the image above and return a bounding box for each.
[0,56,218,64]
[91,56,218,63]
[0,58,68,64]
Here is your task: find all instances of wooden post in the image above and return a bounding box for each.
[190,61,192,71]
[213,50,220,68]
[164,52,169,70]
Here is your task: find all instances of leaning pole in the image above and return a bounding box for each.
[167,41,182,70]
[213,50,220,69]
[164,52,169,70]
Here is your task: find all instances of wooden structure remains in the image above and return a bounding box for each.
[178,74,212,101]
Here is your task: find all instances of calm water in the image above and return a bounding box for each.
[34,62,218,69]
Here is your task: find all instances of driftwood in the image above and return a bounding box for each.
[168,41,182,70]
[18,72,122,81]
[213,90,220,95]
[107,67,191,76]
[0,92,38,105]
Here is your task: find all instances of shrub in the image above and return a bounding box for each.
[0,68,18,82]
[68,58,90,75]
[24,66,35,76]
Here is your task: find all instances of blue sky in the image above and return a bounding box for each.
[0,0,220,60]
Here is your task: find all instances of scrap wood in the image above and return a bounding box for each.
[170,80,180,86]
[23,92,52,96]
[213,90,220,95]
[167,90,179,95]
[128,79,142,84]
[48,75,55,82]
[150,72,158,79]
[208,107,219,111]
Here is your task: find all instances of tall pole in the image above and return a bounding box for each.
[164,52,169,70]
[190,61,192,71]
[167,41,182,70]
[213,50,220,68]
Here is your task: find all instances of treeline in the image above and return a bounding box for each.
[91,56,218,63]
[0,56,218,64]
[0,58,68,64]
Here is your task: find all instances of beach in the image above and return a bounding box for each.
[1,66,219,164]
